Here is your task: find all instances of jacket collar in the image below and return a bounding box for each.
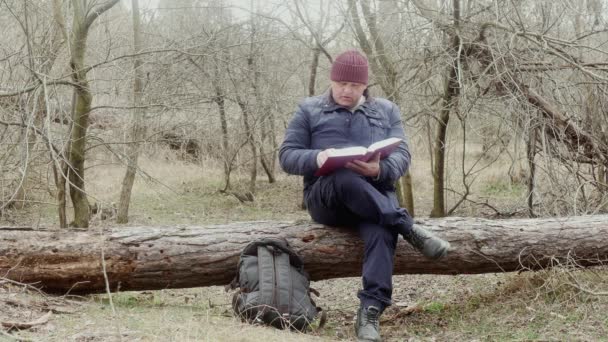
[321,90,381,118]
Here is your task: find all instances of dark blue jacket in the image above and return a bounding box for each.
[279,92,411,193]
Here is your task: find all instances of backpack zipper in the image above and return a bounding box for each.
[271,248,278,312]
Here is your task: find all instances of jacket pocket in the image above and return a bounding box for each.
[368,117,388,141]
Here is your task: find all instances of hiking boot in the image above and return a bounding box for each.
[355,305,382,342]
[403,224,450,260]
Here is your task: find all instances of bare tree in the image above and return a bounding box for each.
[0,0,66,213]
[3,0,608,227]
[65,0,120,227]
[409,0,608,216]
[347,0,415,215]
[117,0,146,223]
[429,0,460,217]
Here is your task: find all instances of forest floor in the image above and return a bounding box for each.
[1,151,608,341]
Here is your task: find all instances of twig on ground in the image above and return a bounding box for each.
[1,311,52,330]
[99,228,123,342]
[0,278,47,298]
[565,267,608,296]
[565,281,608,296]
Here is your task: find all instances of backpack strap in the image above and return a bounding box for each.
[257,246,276,311]
[243,238,304,269]
[307,289,326,330]
[273,250,292,317]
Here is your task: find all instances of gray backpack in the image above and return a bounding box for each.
[229,238,323,331]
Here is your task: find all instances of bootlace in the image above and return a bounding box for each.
[406,227,427,250]
[365,307,380,328]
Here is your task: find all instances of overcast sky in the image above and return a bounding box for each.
[122,0,330,20]
[123,0,329,22]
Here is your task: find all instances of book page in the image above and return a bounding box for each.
[368,137,401,152]
[327,146,367,157]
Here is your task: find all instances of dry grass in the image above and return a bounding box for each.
[408,266,608,341]
[2,141,608,341]
[37,289,326,341]
[6,269,608,341]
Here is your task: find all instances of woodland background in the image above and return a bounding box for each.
[1,0,608,340]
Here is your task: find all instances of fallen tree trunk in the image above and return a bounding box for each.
[1,215,608,294]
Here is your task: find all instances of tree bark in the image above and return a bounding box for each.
[54,159,69,229]
[67,2,94,228]
[237,99,258,195]
[308,47,321,96]
[67,0,120,227]
[430,61,459,217]
[526,125,538,217]
[117,0,146,224]
[2,215,608,294]
[214,83,231,192]
[259,150,276,184]
[430,0,461,218]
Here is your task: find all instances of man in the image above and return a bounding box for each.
[279,50,450,341]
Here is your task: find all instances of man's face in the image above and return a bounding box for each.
[331,81,367,108]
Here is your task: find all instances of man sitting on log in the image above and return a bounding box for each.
[279,49,451,341]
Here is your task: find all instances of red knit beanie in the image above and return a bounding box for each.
[330,50,369,85]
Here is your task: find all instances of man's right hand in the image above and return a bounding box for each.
[316,149,335,168]
[346,152,380,178]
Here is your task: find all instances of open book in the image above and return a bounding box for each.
[314,137,402,176]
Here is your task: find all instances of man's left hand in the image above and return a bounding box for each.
[346,152,380,178]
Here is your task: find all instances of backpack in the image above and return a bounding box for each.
[228,237,323,331]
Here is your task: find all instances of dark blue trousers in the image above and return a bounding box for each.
[305,169,413,311]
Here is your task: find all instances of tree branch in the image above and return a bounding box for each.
[84,0,120,29]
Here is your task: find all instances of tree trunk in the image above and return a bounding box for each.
[53,89,76,229]
[430,0,461,218]
[268,114,277,173]
[430,66,457,217]
[401,173,415,217]
[308,47,321,96]
[237,100,258,195]
[214,86,231,192]
[599,165,608,192]
[66,0,120,227]
[526,125,538,217]
[2,215,608,294]
[67,3,93,228]
[349,0,415,215]
[53,159,69,229]
[244,2,259,194]
[258,109,276,184]
[299,46,323,209]
[259,150,276,183]
[117,0,146,224]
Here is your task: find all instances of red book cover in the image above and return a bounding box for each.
[314,138,402,176]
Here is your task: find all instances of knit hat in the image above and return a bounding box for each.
[330,50,369,85]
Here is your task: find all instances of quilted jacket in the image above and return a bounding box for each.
[279,91,411,194]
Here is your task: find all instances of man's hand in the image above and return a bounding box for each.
[346,152,380,178]
[316,148,336,168]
